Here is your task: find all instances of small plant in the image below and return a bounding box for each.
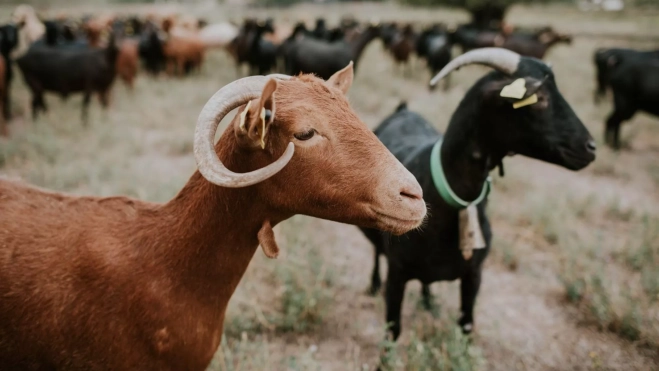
[378,317,485,371]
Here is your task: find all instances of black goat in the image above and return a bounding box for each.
[16,33,119,124]
[0,24,18,121]
[286,24,381,80]
[600,49,659,149]
[230,19,274,76]
[593,47,659,104]
[500,28,572,59]
[417,24,452,89]
[311,18,330,41]
[451,23,498,53]
[246,23,277,75]
[138,24,165,75]
[362,48,596,340]
[278,22,309,74]
[379,22,398,50]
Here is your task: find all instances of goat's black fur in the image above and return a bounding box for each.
[596,48,659,149]
[417,25,452,89]
[16,33,119,124]
[0,24,18,120]
[286,25,380,80]
[361,57,595,340]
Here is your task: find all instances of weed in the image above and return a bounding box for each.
[378,318,485,371]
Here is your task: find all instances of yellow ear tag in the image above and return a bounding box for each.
[238,100,252,132]
[500,78,527,99]
[513,93,538,109]
[259,107,266,149]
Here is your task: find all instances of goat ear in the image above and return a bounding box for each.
[234,78,277,150]
[483,77,546,106]
[326,61,354,95]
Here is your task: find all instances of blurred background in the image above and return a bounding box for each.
[0,0,658,370]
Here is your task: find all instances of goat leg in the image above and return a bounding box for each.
[368,247,382,296]
[3,83,10,120]
[420,284,434,311]
[458,267,482,334]
[31,94,44,121]
[606,94,637,150]
[81,92,91,127]
[384,265,408,341]
[361,227,384,296]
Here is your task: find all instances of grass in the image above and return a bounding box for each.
[558,215,659,350]
[379,316,485,371]
[1,1,659,370]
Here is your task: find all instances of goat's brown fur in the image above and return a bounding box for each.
[163,35,205,76]
[116,39,139,89]
[0,69,425,370]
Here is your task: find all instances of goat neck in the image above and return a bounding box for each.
[440,91,501,203]
[149,134,285,322]
[349,26,379,64]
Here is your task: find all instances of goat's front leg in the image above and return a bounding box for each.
[606,95,637,150]
[458,266,482,334]
[385,265,408,341]
[369,247,382,296]
[421,284,434,311]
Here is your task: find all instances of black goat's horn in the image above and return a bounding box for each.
[429,48,521,87]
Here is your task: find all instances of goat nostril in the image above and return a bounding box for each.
[400,190,422,201]
[586,140,597,153]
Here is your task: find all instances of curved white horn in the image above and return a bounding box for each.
[194,74,294,188]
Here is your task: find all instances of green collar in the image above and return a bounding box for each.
[430,138,492,209]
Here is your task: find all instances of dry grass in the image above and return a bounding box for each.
[1,2,659,370]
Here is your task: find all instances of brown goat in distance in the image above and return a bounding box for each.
[388,24,417,76]
[0,64,427,370]
[161,18,206,76]
[116,39,139,89]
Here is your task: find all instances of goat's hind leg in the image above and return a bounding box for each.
[31,93,47,121]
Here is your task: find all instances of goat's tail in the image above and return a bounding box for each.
[395,100,407,113]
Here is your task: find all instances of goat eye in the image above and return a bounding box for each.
[294,129,316,141]
[264,109,272,122]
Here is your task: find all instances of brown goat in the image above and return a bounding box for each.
[84,14,115,48]
[163,34,205,76]
[0,55,5,136]
[116,39,139,89]
[388,24,417,75]
[0,65,427,370]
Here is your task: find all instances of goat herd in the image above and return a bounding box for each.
[0,3,657,370]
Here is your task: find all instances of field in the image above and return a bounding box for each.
[1,2,659,370]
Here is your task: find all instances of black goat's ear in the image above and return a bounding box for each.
[483,77,547,107]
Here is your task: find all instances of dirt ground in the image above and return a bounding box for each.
[1,2,658,370]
